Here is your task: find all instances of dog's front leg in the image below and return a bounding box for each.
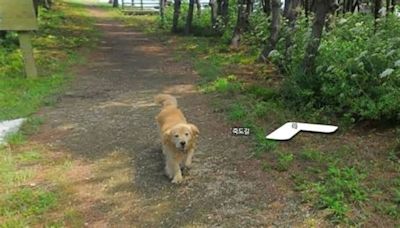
[183,149,194,169]
[166,155,183,183]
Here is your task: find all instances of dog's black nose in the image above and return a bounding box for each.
[180,141,186,146]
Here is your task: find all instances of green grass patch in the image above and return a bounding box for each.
[0,148,35,188]
[228,103,247,121]
[0,1,98,121]
[274,151,294,172]
[300,149,324,162]
[0,188,57,217]
[5,132,26,146]
[16,150,43,164]
[297,164,368,223]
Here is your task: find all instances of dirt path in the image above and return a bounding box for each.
[33,5,311,227]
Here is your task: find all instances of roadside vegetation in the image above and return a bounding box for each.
[0,1,98,226]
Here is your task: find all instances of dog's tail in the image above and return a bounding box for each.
[154,94,178,108]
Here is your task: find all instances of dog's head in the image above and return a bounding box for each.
[163,123,199,152]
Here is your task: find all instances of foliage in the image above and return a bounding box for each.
[279,14,400,122]
[275,151,294,171]
[0,2,97,121]
[301,164,367,222]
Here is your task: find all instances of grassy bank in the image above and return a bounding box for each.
[0,1,100,226]
[0,1,98,121]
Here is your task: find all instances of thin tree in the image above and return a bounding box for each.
[185,0,195,34]
[259,0,282,61]
[391,0,396,12]
[262,0,271,15]
[231,0,251,48]
[210,0,218,26]
[220,0,230,25]
[373,0,382,31]
[113,0,118,8]
[302,0,335,75]
[0,31,6,40]
[284,0,301,60]
[172,0,182,32]
[33,0,39,17]
[160,0,166,27]
[196,0,201,16]
[283,0,291,17]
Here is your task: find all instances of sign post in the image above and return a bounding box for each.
[0,0,39,78]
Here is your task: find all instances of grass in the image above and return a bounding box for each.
[275,151,294,172]
[0,1,100,226]
[0,1,98,121]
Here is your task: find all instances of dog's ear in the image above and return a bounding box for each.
[188,124,199,137]
[162,129,172,145]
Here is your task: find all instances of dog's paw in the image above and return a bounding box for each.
[171,175,183,184]
[181,166,191,176]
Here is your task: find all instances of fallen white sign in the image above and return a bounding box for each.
[266,122,338,141]
[0,118,26,145]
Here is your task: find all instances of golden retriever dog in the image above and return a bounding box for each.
[154,94,199,184]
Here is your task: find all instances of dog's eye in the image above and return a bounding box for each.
[174,134,179,138]
[185,133,189,136]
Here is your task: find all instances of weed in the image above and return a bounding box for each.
[6,132,26,146]
[0,188,57,217]
[252,127,277,158]
[228,103,247,121]
[316,165,367,222]
[300,149,324,162]
[275,151,294,172]
[16,150,43,164]
[246,85,277,101]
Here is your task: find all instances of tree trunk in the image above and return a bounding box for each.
[185,0,195,35]
[386,0,390,14]
[43,0,52,9]
[259,0,282,61]
[0,31,7,40]
[231,0,246,48]
[221,0,230,25]
[302,0,332,75]
[172,0,182,33]
[113,0,118,7]
[262,0,271,15]
[304,0,309,21]
[33,0,39,17]
[160,0,166,27]
[283,0,291,17]
[374,0,382,31]
[391,0,396,12]
[284,0,301,60]
[351,0,359,12]
[210,0,218,26]
[196,0,201,16]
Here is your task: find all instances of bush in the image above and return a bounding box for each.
[279,14,400,122]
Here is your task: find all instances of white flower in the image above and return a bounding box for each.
[379,68,394,78]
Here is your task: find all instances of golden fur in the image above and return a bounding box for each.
[154,94,199,183]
